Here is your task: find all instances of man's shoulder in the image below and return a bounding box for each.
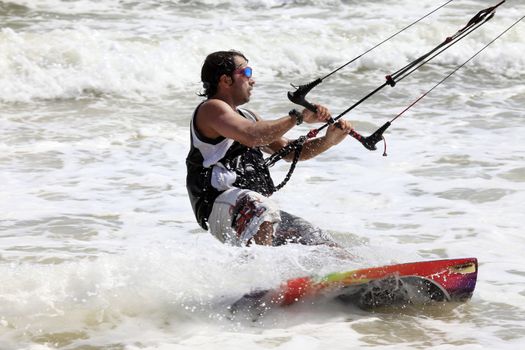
[195,99,248,140]
[199,98,229,111]
[196,100,226,121]
[198,99,250,123]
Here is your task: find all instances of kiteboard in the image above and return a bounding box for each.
[230,258,478,318]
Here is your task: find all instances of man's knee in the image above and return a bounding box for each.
[248,221,274,246]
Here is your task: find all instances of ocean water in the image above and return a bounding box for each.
[1,0,524,349]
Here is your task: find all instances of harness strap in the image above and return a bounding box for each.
[274,141,304,192]
[264,136,307,168]
[262,136,308,193]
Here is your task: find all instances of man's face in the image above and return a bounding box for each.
[230,55,255,105]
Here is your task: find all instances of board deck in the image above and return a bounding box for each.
[230,258,478,317]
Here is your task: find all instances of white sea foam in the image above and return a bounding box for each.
[1,1,523,103]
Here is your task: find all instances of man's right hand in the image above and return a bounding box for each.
[302,104,332,124]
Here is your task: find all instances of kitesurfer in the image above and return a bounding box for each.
[186,50,353,247]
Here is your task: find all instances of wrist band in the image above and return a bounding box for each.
[289,109,303,125]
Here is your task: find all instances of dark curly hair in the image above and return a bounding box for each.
[199,50,248,98]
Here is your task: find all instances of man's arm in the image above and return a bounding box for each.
[196,100,333,148]
[197,99,298,148]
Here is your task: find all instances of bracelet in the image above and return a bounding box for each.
[289,109,303,125]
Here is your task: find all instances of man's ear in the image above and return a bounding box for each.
[219,74,233,86]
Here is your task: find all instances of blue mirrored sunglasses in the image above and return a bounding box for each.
[234,66,252,78]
